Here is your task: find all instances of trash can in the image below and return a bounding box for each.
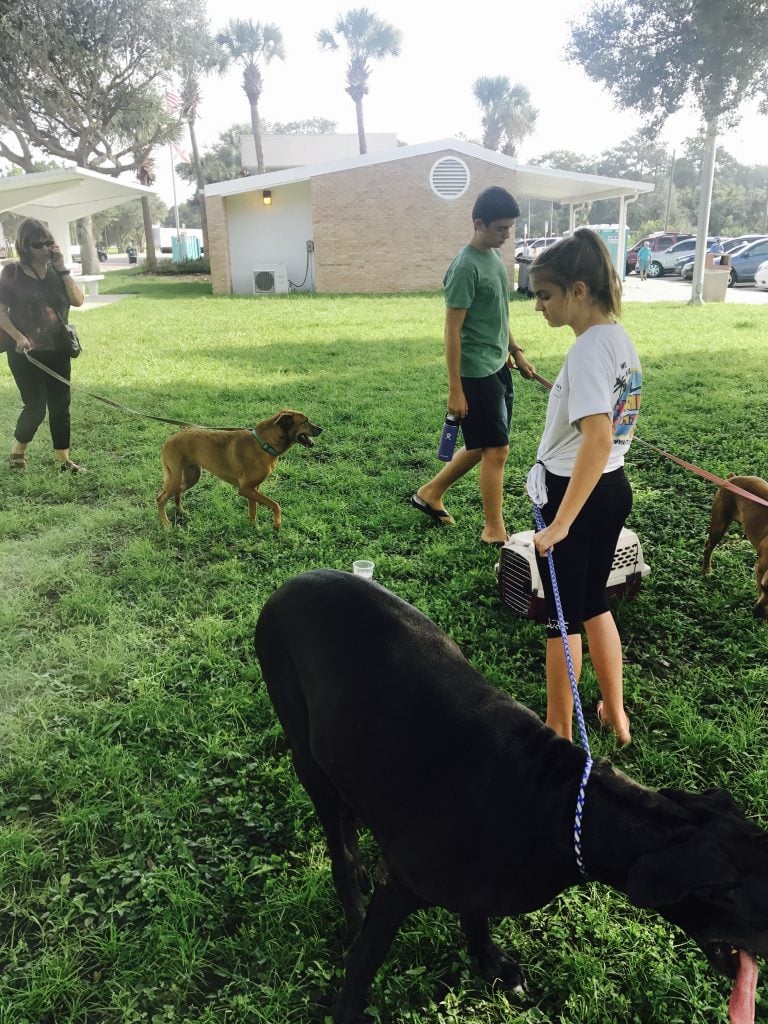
[516,256,533,296]
[126,245,138,264]
[702,252,730,302]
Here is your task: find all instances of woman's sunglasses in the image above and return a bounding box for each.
[30,240,55,250]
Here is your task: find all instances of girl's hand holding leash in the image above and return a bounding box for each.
[533,518,569,556]
[15,336,31,354]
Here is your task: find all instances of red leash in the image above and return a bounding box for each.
[526,369,768,510]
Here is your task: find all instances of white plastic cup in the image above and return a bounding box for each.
[352,560,375,579]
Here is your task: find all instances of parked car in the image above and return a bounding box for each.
[755,259,768,290]
[676,236,768,280]
[71,244,108,263]
[720,234,768,251]
[648,236,720,277]
[515,236,562,258]
[727,237,768,285]
[625,231,694,274]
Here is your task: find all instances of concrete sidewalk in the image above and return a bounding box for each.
[621,274,768,305]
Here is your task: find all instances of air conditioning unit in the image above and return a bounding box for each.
[253,263,289,295]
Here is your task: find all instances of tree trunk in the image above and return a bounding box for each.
[140,196,157,271]
[75,216,99,275]
[482,123,503,152]
[688,119,718,307]
[355,99,367,155]
[251,102,264,174]
[188,117,209,259]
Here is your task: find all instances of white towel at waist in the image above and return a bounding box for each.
[526,461,548,507]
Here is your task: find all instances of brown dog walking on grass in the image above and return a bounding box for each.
[703,475,768,619]
[157,409,322,528]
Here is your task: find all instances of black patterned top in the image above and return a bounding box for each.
[0,261,71,353]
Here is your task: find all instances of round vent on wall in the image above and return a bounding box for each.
[429,157,470,199]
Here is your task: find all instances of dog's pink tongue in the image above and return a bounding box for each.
[729,950,758,1024]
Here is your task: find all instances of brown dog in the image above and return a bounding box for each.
[157,410,322,529]
[703,474,768,619]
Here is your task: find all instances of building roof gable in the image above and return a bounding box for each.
[204,137,654,205]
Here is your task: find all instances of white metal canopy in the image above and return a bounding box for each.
[0,166,156,261]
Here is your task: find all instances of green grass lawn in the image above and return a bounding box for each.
[1,273,767,1023]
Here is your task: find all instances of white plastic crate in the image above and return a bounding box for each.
[496,527,650,621]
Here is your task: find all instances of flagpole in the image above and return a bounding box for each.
[169,143,182,254]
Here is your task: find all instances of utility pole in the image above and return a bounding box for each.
[664,149,676,231]
[689,120,718,307]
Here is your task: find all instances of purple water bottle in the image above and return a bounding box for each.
[437,413,460,462]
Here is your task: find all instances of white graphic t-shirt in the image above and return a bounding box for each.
[534,322,642,477]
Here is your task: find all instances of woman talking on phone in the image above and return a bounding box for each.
[0,218,86,473]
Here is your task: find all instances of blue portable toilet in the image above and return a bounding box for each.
[172,234,201,261]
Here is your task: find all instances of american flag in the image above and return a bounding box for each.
[164,91,181,114]
[171,143,192,165]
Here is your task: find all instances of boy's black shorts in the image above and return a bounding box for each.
[460,363,513,450]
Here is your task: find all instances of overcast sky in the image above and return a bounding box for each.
[154,0,768,207]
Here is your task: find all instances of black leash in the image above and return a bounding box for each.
[23,350,237,431]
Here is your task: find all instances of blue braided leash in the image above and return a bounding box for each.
[533,504,593,881]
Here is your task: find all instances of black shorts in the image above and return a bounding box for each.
[534,467,632,638]
[460,364,513,450]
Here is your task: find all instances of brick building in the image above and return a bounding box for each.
[204,139,653,296]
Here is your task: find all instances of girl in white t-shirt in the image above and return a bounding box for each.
[527,229,641,747]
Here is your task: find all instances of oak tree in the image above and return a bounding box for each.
[568,0,768,302]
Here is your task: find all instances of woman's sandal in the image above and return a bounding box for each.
[59,459,86,474]
[596,700,632,747]
[9,452,26,470]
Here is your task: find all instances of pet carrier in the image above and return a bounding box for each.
[496,527,650,621]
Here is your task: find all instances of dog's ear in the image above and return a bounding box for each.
[274,411,296,431]
[661,787,738,817]
[626,833,738,908]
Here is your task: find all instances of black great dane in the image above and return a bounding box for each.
[255,569,768,1024]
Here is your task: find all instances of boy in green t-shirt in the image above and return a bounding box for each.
[412,186,536,545]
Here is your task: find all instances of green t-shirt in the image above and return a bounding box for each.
[443,244,510,378]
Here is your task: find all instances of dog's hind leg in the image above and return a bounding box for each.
[703,489,735,574]
[753,563,768,619]
[335,871,424,1024]
[181,463,201,492]
[157,458,182,526]
[460,914,526,994]
[178,464,201,515]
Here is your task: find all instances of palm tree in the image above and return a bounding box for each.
[216,19,286,174]
[317,8,402,155]
[473,77,538,158]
